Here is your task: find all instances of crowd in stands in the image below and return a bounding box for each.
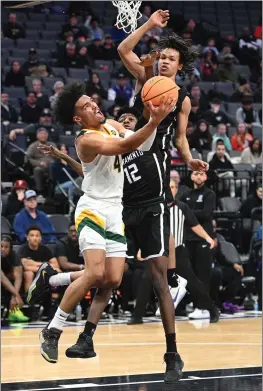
[1,2,262,323]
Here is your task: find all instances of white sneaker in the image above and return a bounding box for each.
[188,308,210,319]
[155,276,188,316]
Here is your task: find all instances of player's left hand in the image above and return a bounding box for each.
[188,158,209,171]
[136,51,160,67]
[206,237,215,249]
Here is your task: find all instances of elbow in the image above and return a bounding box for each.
[117,44,124,54]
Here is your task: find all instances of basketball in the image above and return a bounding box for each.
[141,76,179,106]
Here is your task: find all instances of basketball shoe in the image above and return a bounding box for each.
[27,263,58,304]
[65,332,97,358]
[39,326,62,363]
[164,352,184,383]
[156,275,187,316]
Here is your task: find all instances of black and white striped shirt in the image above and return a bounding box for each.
[170,199,199,248]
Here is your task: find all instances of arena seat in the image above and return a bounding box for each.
[219,197,242,213]
[1,216,12,235]
[48,214,70,235]
[252,125,262,140]
[16,39,37,49]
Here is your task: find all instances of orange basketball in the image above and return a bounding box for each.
[141,76,178,106]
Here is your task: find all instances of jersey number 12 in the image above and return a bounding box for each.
[124,163,141,184]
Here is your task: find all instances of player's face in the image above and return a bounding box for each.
[27,230,41,248]
[191,171,207,186]
[158,48,183,78]
[118,114,137,131]
[74,95,105,127]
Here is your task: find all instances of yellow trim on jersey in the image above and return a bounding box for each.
[75,209,106,232]
[82,125,112,136]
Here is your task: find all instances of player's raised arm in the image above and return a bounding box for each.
[77,97,176,159]
[117,10,169,84]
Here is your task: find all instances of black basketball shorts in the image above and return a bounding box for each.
[123,202,170,260]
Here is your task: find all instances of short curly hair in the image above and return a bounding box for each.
[156,33,199,76]
[53,81,86,126]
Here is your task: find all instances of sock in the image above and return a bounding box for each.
[48,307,69,330]
[166,333,177,353]
[84,321,97,337]
[49,273,71,287]
[167,269,178,288]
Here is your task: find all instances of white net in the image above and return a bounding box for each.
[112,1,142,34]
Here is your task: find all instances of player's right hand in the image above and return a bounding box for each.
[136,51,160,68]
[38,144,62,159]
[148,10,170,29]
[146,96,176,124]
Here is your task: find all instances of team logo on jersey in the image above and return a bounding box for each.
[110,129,118,136]
[197,195,203,202]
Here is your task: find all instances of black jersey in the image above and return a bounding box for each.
[133,87,188,152]
[122,115,165,207]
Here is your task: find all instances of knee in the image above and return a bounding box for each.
[107,276,122,289]
[84,268,106,286]
[23,270,34,282]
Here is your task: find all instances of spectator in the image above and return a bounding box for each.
[201,50,218,81]
[218,44,239,65]
[31,78,50,110]
[21,48,52,77]
[86,72,107,99]
[1,236,28,322]
[57,43,78,68]
[4,60,25,87]
[49,81,64,110]
[236,96,261,131]
[189,85,210,112]
[239,27,260,68]
[4,179,28,219]
[183,18,207,46]
[20,91,42,124]
[231,78,254,102]
[60,14,89,41]
[18,225,58,291]
[231,123,253,151]
[9,108,60,144]
[186,121,201,151]
[107,104,121,120]
[204,98,232,128]
[90,93,106,114]
[210,220,244,313]
[1,92,18,123]
[51,144,79,213]
[240,184,262,218]
[215,54,239,83]
[241,138,262,164]
[55,223,84,271]
[86,18,104,40]
[138,5,163,36]
[108,73,133,104]
[212,123,232,152]
[254,17,262,40]
[101,34,118,60]
[109,21,128,44]
[13,191,56,243]
[195,120,212,152]
[76,43,94,68]
[27,128,56,193]
[203,38,219,57]
[3,13,25,40]
[188,99,204,124]
[87,37,104,60]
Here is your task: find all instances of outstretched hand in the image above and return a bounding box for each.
[188,159,209,172]
[136,51,160,68]
[146,96,177,125]
[148,9,170,29]
[37,144,62,159]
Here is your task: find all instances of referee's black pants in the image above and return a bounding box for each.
[186,240,213,293]
[175,245,215,311]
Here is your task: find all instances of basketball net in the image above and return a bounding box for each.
[112,1,142,34]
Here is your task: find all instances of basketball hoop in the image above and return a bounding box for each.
[112,1,142,34]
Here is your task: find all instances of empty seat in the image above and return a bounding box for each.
[43,77,64,90]
[227,103,239,116]
[3,87,26,99]
[252,125,262,139]
[28,12,47,22]
[1,216,12,234]
[1,39,14,49]
[10,48,28,58]
[215,82,234,97]
[25,30,40,40]
[38,39,57,50]
[48,214,70,235]
[16,39,37,49]
[219,240,241,264]
[47,14,67,23]
[219,197,242,213]
[94,60,114,73]
[46,243,57,256]
[234,163,254,179]
[41,31,59,40]
[26,21,43,30]
[59,135,75,147]
[68,68,89,80]
[228,127,237,138]
[44,22,61,31]
[198,82,215,93]
[52,67,68,80]
[1,194,9,216]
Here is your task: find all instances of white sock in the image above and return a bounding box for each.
[48,307,69,330]
[49,273,71,287]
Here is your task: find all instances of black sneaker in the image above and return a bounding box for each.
[65,332,97,358]
[39,327,62,363]
[210,306,220,323]
[164,352,184,383]
[26,263,58,305]
[127,317,144,325]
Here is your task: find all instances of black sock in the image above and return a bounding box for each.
[84,321,97,338]
[167,269,178,288]
[166,333,177,353]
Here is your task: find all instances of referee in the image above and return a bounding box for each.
[170,181,219,322]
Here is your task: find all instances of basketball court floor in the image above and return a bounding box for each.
[2,313,262,391]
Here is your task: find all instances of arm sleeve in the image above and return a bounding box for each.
[194,191,216,220]
[183,203,199,227]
